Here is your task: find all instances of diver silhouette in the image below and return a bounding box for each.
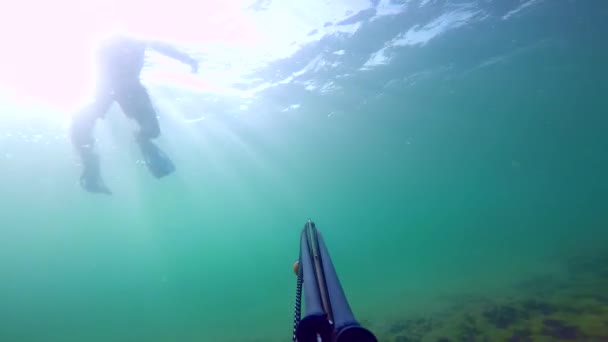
[70,35,198,194]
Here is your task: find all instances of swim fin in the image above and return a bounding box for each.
[80,170,112,194]
[79,149,112,194]
[138,139,175,178]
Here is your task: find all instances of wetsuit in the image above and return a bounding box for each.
[70,35,197,194]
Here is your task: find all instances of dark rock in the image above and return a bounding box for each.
[542,320,581,340]
[543,325,580,340]
[507,328,532,342]
[558,326,580,340]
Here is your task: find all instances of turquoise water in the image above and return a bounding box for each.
[1,1,607,341]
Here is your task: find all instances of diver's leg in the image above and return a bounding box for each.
[116,84,175,178]
[70,96,113,194]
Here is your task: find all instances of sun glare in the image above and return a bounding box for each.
[0,0,258,116]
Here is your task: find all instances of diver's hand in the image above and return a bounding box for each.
[80,168,112,195]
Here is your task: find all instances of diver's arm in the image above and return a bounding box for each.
[145,40,198,72]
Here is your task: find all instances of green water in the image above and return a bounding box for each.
[1,1,607,341]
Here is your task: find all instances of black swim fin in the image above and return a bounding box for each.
[138,139,175,178]
[79,149,112,194]
[80,171,112,194]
